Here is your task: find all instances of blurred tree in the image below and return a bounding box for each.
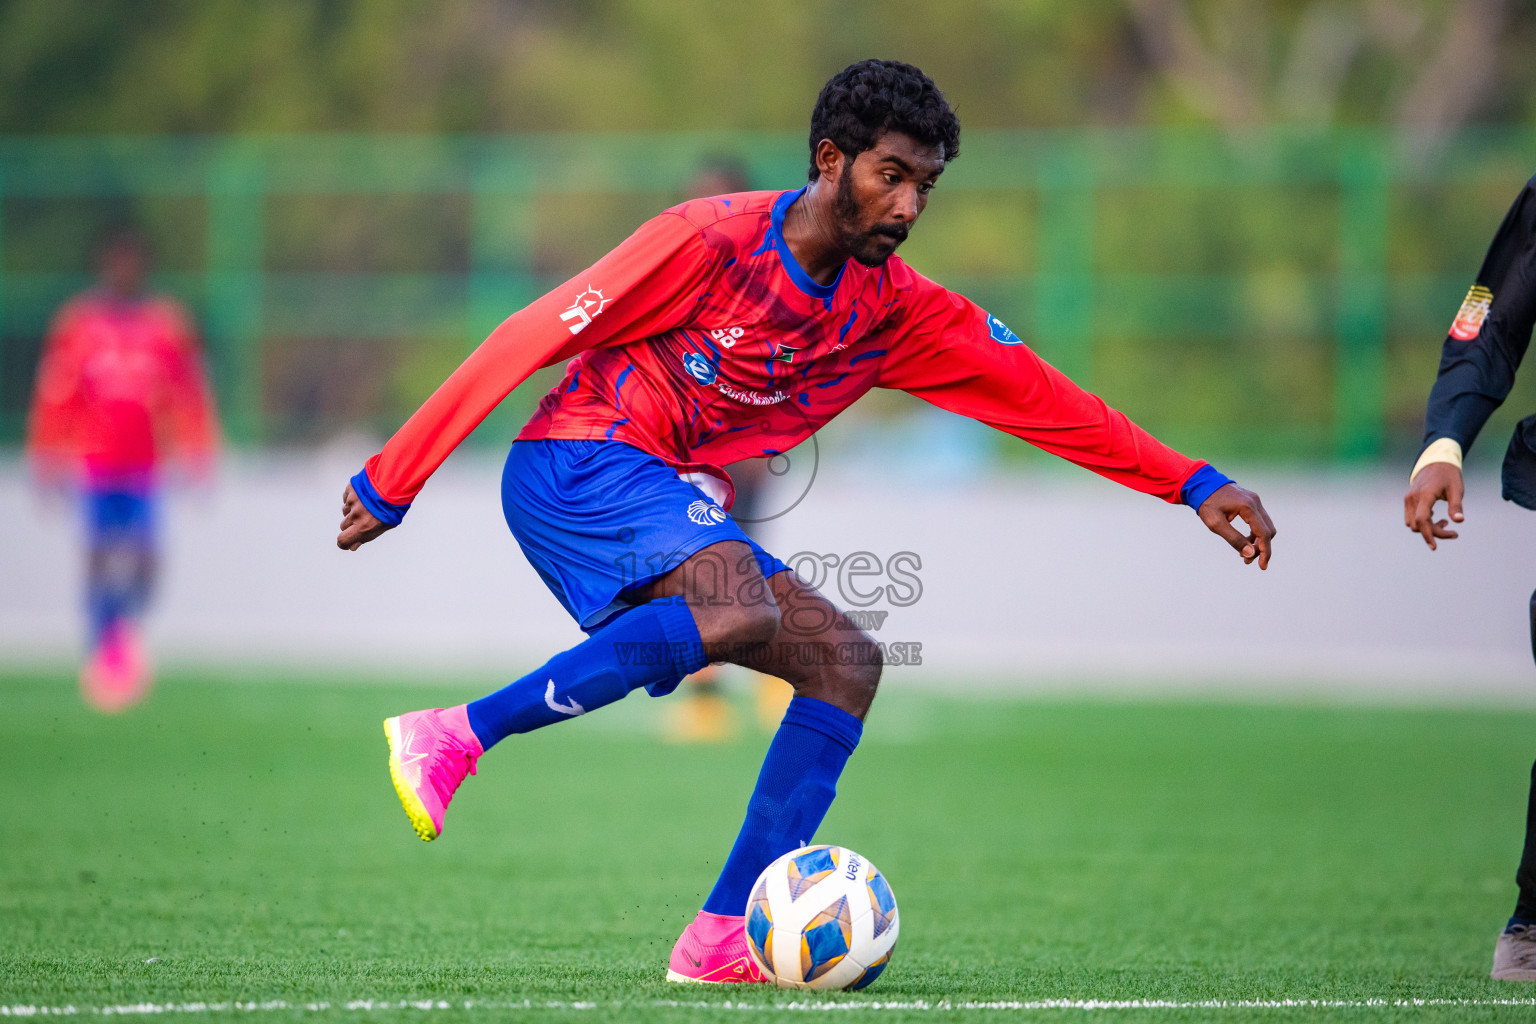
[2,0,1532,134]
[4,0,1536,460]
[1127,0,1522,152]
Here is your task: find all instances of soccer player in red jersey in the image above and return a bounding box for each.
[339,61,1275,983]
[27,227,219,711]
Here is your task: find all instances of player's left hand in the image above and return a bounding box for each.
[1197,484,1276,570]
[337,483,393,551]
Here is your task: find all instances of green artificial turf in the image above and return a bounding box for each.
[2,673,1535,1022]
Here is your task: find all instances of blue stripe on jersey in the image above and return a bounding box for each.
[838,308,859,346]
[603,364,637,442]
[613,363,634,407]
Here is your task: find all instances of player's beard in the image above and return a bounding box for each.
[834,171,909,267]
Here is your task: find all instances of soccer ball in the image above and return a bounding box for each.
[744,844,899,990]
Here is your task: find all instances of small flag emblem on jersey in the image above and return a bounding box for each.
[986,313,1022,345]
[1450,284,1493,341]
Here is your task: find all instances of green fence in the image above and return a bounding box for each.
[2,129,1534,464]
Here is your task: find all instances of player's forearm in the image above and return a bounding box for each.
[350,213,716,524]
[985,355,1226,504]
[1422,372,1502,455]
[1021,409,1226,505]
[1416,335,1527,476]
[917,361,1223,501]
[1421,303,1531,452]
[355,309,554,520]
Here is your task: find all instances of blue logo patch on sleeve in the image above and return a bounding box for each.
[683,351,718,385]
[987,313,1023,346]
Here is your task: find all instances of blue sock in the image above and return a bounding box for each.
[87,562,131,645]
[465,597,707,750]
[87,581,118,645]
[701,695,863,916]
[86,539,153,645]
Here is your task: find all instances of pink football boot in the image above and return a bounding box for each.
[80,620,151,713]
[666,910,766,984]
[383,705,484,841]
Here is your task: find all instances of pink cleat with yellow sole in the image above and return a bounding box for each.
[81,620,151,714]
[666,910,766,984]
[383,705,483,842]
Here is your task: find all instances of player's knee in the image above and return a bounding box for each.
[694,596,781,652]
[823,639,882,716]
[735,600,782,647]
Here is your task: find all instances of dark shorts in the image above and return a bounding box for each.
[502,440,788,632]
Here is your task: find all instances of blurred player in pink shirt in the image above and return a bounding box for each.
[26,227,219,711]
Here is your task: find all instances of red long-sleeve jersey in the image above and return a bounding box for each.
[27,292,219,487]
[356,189,1209,519]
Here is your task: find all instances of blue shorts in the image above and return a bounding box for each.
[84,486,157,548]
[503,440,789,632]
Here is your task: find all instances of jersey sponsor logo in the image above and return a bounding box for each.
[1449,284,1493,341]
[683,351,719,385]
[709,326,747,348]
[680,353,789,405]
[687,499,728,525]
[717,380,790,406]
[987,312,1023,346]
[559,285,609,335]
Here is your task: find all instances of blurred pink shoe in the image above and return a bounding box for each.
[666,910,766,984]
[80,620,151,713]
[384,705,483,841]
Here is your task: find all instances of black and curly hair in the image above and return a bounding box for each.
[807,59,960,181]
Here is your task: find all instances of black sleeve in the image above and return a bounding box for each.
[1422,174,1536,453]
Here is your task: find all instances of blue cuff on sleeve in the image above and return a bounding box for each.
[1180,463,1233,510]
[350,467,411,526]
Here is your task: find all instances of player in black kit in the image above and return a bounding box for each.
[1403,172,1536,981]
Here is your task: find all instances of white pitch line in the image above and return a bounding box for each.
[3,997,1536,1015]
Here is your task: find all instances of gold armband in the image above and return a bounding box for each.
[1409,437,1463,483]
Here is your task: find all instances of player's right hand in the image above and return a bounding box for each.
[337,483,393,551]
[1196,483,1276,570]
[1403,461,1464,551]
